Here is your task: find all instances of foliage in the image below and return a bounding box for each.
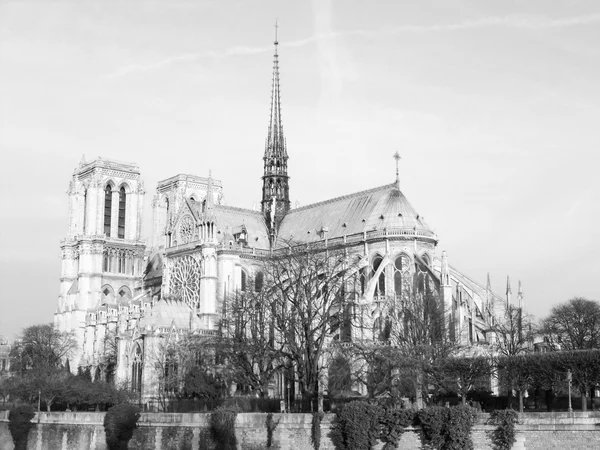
[8,405,35,450]
[103,404,141,450]
[379,407,415,450]
[311,411,324,450]
[540,297,600,351]
[417,406,448,449]
[445,405,478,450]
[210,405,239,450]
[9,324,77,410]
[266,412,279,448]
[330,400,383,450]
[488,409,519,450]
[431,356,493,404]
[183,366,226,399]
[417,405,477,450]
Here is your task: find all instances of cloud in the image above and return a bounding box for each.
[103,13,600,79]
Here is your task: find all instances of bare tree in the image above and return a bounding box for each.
[540,297,600,351]
[217,285,286,398]
[490,304,535,357]
[257,242,362,411]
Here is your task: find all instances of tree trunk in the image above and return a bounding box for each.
[581,391,587,412]
[518,390,524,413]
[415,371,424,409]
[545,389,553,412]
[461,395,466,405]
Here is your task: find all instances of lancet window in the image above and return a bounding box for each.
[118,187,126,238]
[254,272,264,292]
[131,345,143,393]
[372,255,385,297]
[104,186,112,236]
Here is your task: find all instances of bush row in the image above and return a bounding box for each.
[330,401,482,450]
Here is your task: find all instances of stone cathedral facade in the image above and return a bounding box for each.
[55,38,520,401]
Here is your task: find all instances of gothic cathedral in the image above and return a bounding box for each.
[55,37,520,401]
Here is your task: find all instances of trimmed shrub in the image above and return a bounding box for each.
[417,405,477,450]
[489,409,519,450]
[210,405,239,450]
[417,406,448,449]
[445,405,477,450]
[103,404,141,450]
[330,400,383,450]
[8,405,35,450]
[379,407,415,450]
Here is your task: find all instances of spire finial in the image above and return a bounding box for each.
[393,151,401,188]
[275,19,279,47]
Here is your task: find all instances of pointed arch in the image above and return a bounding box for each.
[101,284,115,304]
[117,286,132,300]
[117,181,132,194]
[372,254,386,297]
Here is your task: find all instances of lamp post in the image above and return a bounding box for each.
[567,370,573,413]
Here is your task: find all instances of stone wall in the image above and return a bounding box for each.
[1,410,599,449]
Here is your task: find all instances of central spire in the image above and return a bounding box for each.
[261,22,290,242]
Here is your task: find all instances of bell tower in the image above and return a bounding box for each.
[261,24,290,240]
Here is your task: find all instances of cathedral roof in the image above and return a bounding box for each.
[276,183,434,245]
[139,299,202,330]
[187,201,271,249]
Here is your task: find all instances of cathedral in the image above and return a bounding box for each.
[54,36,520,402]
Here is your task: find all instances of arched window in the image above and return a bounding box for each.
[394,256,403,298]
[104,186,112,236]
[118,187,126,239]
[254,272,264,292]
[241,270,248,292]
[131,345,143,393]
[359,267,367,295]
[372,255,385,296]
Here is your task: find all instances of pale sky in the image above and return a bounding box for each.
[1,0,599,339]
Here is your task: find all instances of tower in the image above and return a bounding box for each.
[56,158,146,369]
[261,25,290,240]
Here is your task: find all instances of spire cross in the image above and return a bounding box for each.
[393,151,401,183]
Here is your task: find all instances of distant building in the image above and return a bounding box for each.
[55,36,517,402]
[0,336,10,375]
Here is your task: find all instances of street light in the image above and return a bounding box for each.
[567,370,573,413]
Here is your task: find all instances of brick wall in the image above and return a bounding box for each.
[1,410,599,449]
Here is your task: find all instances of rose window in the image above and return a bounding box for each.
[179,216,195,244]
[170,256,201,308]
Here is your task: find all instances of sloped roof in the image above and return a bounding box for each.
[187,201,271,249]
[139,299,202,330]
[276,183,433,245]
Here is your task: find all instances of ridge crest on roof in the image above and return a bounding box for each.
[289,183,398,213]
